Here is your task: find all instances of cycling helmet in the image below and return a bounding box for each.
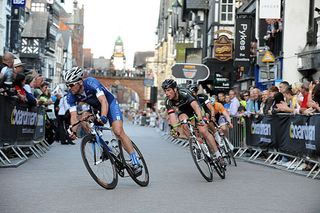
[162,79,177,90]
[188,84,198,93]
[64,67,84,84]
[209,96,216,105]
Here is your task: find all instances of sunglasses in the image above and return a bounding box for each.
[67,82,79,88]
[244,94,249,97]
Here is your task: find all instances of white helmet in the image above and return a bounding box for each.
[64,67,83,83]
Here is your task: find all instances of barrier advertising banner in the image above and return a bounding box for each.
[245,115,276,148]
[245,114,320,157]
[0,96,18,145]
[0,96,43,145]
[276,115,308,156]
[305,114,320,155]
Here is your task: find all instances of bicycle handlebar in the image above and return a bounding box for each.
[210,120,230,129]
[170,116,196,129]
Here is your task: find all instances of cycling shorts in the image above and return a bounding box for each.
[107,99,123,124]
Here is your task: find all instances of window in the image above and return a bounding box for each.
[31,3,46,12]
[220,0,235,24]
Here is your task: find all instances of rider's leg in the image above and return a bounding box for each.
[221,124,229,138]
[178,114,191,137]
[198,125,221,158]
[112,120,134,153]
[112,120,141,166]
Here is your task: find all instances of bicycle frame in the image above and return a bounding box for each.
[179,119,211,159]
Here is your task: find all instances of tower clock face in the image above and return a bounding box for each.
[115,45,123,53]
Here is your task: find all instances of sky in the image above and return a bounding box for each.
[66,0,160,69]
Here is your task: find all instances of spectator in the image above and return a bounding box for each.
[252,88,262,114]
[224,94,231,112]
[149,108,157,127]
[32,74,44,99]
[268,85,279,98]
[308,82,320,112]
[292,82,303,104]
[0,52,15,93]
[300,82,311,114]
[270,92,285,114]
[38,81,53,106]
[58,94,74,145]
[13,58,25,78]
[217,92,225,104]
[277,87,300,114]
[279,81,290,94]
[259,90,270,115]
[229,89,240,116]
[245,88,261,116]
[13,73,27,102]
[240,90,249,108]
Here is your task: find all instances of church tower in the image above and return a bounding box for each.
[110,36,126,71]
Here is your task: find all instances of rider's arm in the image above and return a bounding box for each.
[164,98,179,127]
[65,93,80,134]
[221,108,233,128]
[190,100,203,121]
[206,101,215,120]
[168,111,179,126]
[97,94,109,117]
[222,110,232,123]
[70,111,78,132]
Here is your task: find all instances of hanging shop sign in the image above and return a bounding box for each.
[12,0,26,7]
[214,35,233,62]
[214,72,230,89]
[171,63,210,83]
[234,14,252,67]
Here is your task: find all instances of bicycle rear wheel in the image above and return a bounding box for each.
[81,134,118,189]
[189,138,213,182]
[219,145,231,166]
[222,137,237,167]
[119,140,149,187]
[211,158,226,179]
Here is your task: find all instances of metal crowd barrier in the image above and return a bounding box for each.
[0,96,50,168]
[229,114,320,179]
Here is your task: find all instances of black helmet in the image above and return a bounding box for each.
[188,84,198,93]
[162,79,177,90]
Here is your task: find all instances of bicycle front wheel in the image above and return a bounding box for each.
[119,140,149,187]
[189,138,213,182]
[81,135,118,190]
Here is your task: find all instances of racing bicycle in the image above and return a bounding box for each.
[70,114,149,189]
[211,121,237,167]
[171,116,225,182]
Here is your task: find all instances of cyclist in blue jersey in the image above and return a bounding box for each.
[64,67,142,175]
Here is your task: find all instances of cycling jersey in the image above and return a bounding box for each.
[196,94,211,114]
[165,88,196,117]
[66,77,123,124]
[213,102,227,124]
